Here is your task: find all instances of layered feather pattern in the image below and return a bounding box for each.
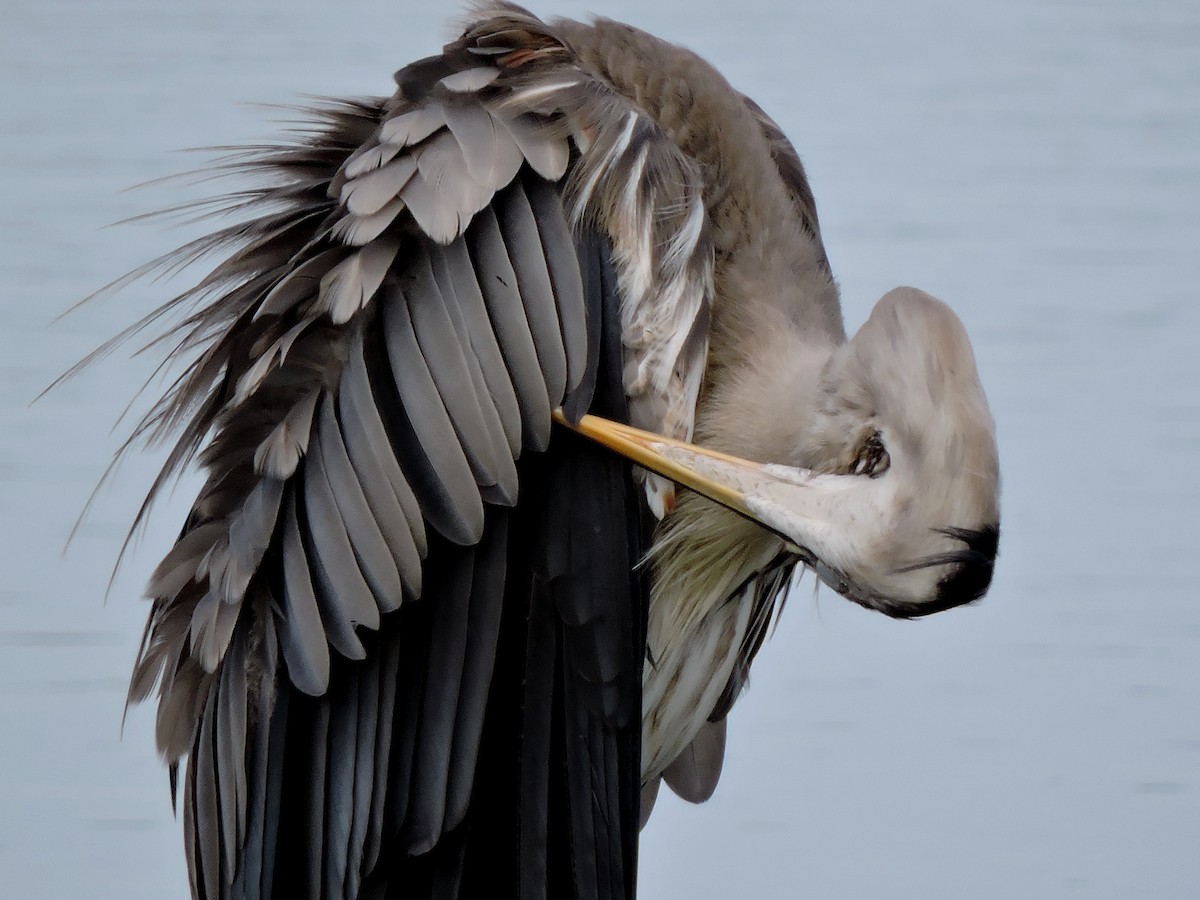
[101,4,834,898]
[110,6,715,899]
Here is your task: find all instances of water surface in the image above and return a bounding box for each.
[2,1,1197,897]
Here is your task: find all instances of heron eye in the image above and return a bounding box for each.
[851,430,890,477]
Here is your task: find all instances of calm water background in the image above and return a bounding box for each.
[2,0,1197,897]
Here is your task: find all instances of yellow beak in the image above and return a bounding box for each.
[552,410,799,549]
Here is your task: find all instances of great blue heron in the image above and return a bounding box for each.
[106,5,1000,899]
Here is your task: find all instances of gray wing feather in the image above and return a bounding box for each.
[323,665,359,900]
[303,434,377,659]
[233,623,275,898]
[444,511,507,827]
[496,112,570,181]
[194,691,222,900]
[406,247,516,504]
[414,131,494,231]
[281,491,332,696]
[443,101,524,190]
[362,631,401,876]
[332,196,407,247]
[225,639,249,862]
[525,178,588,393]
[381,281,486,544]
[218,475,284,603]
[255,388,320,481]
[379,105,446,148]
[428,242,520,483]
[336,338,424,600]
[639,777,661,830]
[315,392,404,613]
[183,749,199,898]
[145,521,226,600]
[318,237,402,324]
[341,328,428,561]
[468,205,552,450]
[438,66,500,93]
[188,590,239,673]
[213,679,239,879]
[399,167,463,247]
[255,247,352,320]
[303,694,332,898]
[342,156,418,217]
[258,650,287,895]
[156,643,208,760]
[345,654,379,898]
[436,238,522,455]
[401,549,473,854]
[661,719,726,803]
[214,655,244,877]
[342,140,402,180]
[232,320,309,404]
[498,184,568,404]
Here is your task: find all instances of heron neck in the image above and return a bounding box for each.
[560,19,822,255]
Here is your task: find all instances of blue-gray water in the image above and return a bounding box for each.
[2,1,1197,897]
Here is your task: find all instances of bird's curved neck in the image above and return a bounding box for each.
[559,17,846,387]
[559,18,802,253]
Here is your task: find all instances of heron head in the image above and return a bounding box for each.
[558,288,1000,619]
[797,286,1000,617]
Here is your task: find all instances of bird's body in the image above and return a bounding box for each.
[103,6,1000,899]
